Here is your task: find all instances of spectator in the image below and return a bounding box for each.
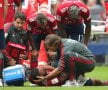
[87,0,106,25]
[28,12,57,51]
[31,34,95,86]
[56,0,91,45]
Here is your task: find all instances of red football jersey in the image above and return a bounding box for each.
[0,0,4,29]
[56,0,91,24]
[5,0,21,23]
[37,0,48,5]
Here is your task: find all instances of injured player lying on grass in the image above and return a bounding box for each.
[29,65,108,86]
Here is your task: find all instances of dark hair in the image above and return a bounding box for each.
[14,12,26,21]
[29,68,40,80]
[44,34,61,47]
[68,5,80,19]
[36,13,47,24]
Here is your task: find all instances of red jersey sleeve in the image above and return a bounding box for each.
[52,18,57,30]
[46,13,57,30]
[80,7,91,24]
[56,2,70,23]
[56,7,62,23]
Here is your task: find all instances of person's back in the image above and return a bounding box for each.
[57,1,90,25]
[62,39,95,60]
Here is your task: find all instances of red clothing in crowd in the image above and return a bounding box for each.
[5,0,21,23]
[28,12,57,35]
[0,0,4,29]
[23,0,38,18]
[56,0,91,25]
[62,0,80,1]
[105,0,108,16]
[22,0,48,18]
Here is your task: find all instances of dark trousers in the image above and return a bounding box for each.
[33,34,47,51]
[65,23,84,42]
[0,30,6,50]
[66,52,95,80]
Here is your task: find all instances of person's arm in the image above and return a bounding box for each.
[27,19,36,51]
[16,3,22,12]
[28,30,38,57]
[56,6,67,38]
[82,6,91,45]
[14,0,22,13]
[4,0,8,20]
[51,4,57,16]
[84,21,91,45]
[57,22,67,38]
[45,50,66,80]
[56,14,67,38]
[36,68,62,82]
[28,31,35,51]
[44,68,62,80]
[27,25,38,61]
[43,64,55,70]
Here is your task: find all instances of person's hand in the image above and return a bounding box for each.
[31,50,38,62]
[32,76,46,84]
[19,54,27,60]
[37,76,46,81]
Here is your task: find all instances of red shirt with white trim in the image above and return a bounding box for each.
[5,0,21,23]
[0,0,4,29]
[37,0,48,5]
[28,12,57,34]
[56,0,91,25]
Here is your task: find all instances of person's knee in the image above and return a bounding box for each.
[85,63,95,73]
[88,64,95,72]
